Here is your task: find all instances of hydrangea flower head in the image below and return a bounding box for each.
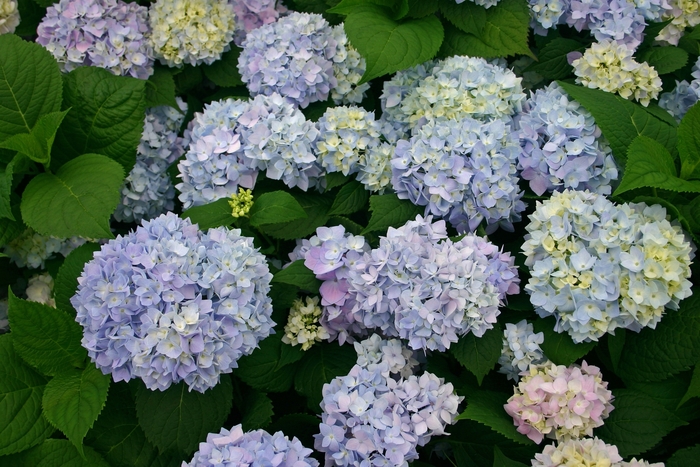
[564,0,648,49]
[229,188,254,218]
[498,320,546,381]
[353,334,419,379]
[572,39,662,107]
[37,0,154,79]
[4,229,86,269]
[185,424,318,467]
[115,99,189,223]
[282,296,329,351]
[532,437,623,466]
[239,12,337,108]
[517,82,618,196]
[0,0,19,34]
[330,24,370,105]
[505,361,614,443]
[657,0,700,45]
[26,273,56,307]
[457,0,502,7]
[149,0,236,67]
[231,0,287,45]
[523,190,695,342]
[528,0,568,34]
[659,57,700,121]
[71,213,274,392]
[392,117,526,234]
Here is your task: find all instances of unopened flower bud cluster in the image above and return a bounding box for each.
[282,296,330,351]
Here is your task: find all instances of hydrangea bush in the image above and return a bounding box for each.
[2,1,700,466]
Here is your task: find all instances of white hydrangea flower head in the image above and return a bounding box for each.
[657,0,700,45]
[532,437,623,466]
[149,0,236,67]
[498,320,546,381]
[0,0,19,35]
[621,459,665,467]
[330,24,370,105]
[4,229,87,269]
[282,296,329,351]
[357,142,394,194]
[26,273,56,308]
[572,39,662,107]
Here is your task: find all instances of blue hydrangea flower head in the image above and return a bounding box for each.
[238,12,338,108]
[498,320,546,381]
[659,57,700,121]
[37,0,154,79]
[71,213,274,392]
[528,0,568,34]
[517,82,618,196]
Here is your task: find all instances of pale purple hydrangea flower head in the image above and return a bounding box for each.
[184,424,318,467]
[71,213,274,392]
[37,0,154,79]
[565,0,648,49]
[231,0,288,46]
[498,320,546,381]
[528,0,569,34]
[239,12,338,108]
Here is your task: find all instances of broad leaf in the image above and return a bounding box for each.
[202,48,244,88]
[2,439,110,467]
[145,67,179,110]
[241,391,274,431]
[668,445,700,467]
[0,334,53,456]
[532,317,596,366]
[8,290,87,376]
[21,153,124,239]
[526,38,586,79]
[259,191,333,240]
[679,364,700,408]
[328,181,369,216]
[272,260,322,294]
[638,46,688,75]
[407,0,438,18]
[182,198,235,230]
[493,446,529,467]
[54,243,101,313]
[362,193,424,234]
[448,419,539,466]
[235,333,304,393]
[678,102,700,180]
[0,110,69,165]
[249,191,307,227]
[42,364,110,456]
[294,343,357,410]
[457,390,532,445]
[451,323,503,385]
[134,375,233,455]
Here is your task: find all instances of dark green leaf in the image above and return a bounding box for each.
[259,191,333,240]
[447,419,539,467]
[451,323,503,385]
[301,97,335,122]
[0,110,69,165]
[607,330,625,374]
[181,198,235,230]
[668,444,700,467]
[272,260,321,294]
[21,153,124,239]
[4,439,110,466]
[8,290,87,376]
[328,180,369,216]
[406,0,438,18]
[638,46,688,75]
[457,390,532,445]
[493,445,529,467]
[42,364,110,456]
[294,343,357,410]
[533,317,596,366]
[526,38,586,79]
[145,67,179,110]
[15,0,47,37]
[235,333,304,392]
[202,47,244,88]
[329,215,364,235]
[54,243,101,314]
[134,375,233,455]
[241,392,273,431]
[627,373,695,420]
[439,21,500,59]
[173,66,203,95]
[267,413,322,454]
[361,193,423,234]
[324,172,350,190]
[249,191,308,227]
[679,364,700,407]
[678,102,700,180]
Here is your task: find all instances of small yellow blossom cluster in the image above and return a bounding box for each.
[148,0,236,67]
[228,188,253,218]
[282,296,329,351]
[0,0,19,35]
[572,39,662,107]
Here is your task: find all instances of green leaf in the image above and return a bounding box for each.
[259,191,333,240]
[0,110,69,165]
[0,34,63,142]
[235,333,304,392]
[241,392,274,431]
[617,293,700,382]
[249,191,308,227]
[596,389,686,457]
[145,67,179,110]
[638,46,688,75]
[294,343,357,410]
[679,364,700,408]
[272,260,321,294]
[42,364,110,457]
[324,172,350,190]
[526,38,586,79]
[181,198,235,230]
[267,413,323,454]
[457,390,532,445]
[447,419,539,466]
[3,439,110,467]
[54,243,101,313]
[451,323,503,385]
[134,375,233,455]
[0,334,53,456]
[607,330,626,374]
[493,446,529,467]
[8,290,87,376]
[344,5,444,83]
[53,67,146,171]
[0,213,23,245]
[361,193,424,234]
[21,153,124,239]
[614,135,700,196]
[328,181,369,216]
[626,373,697,420]
[407,0,438,18]
[532,317,596,366]
[202,47,244,88]
[678,102,700,180]
[668,445,700,467]
[558,81,677,166]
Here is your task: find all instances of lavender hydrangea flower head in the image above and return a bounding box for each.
[532,437,623,466]
[353,334,419,379]
[330,24,371,105]
[71,213,274,392]
[517,82,618,196]
[498,320,546,381]
[185,424,318,467]
[505,361,614,443]
[656,0,700,45]
[37,0,154,79]
[564,0,648,49]
[4,229,86,269]
[238,93,323,191]
[0,0,19,34]
[149,0,236,68]
[231,0,287,46]
[392,117,526,234]
[523,190,695,343]
[176,98,259,209]
[115,99,189,223]
[239,12,337,108]
[659,57,700,121]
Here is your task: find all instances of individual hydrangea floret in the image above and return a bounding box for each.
[238,93,323,191]
[185,424,318,467]
[392,117,526,234]
[239,12,337,108]
[71,213,274,392]
[231,0,287,46]
[26,273,56,307]
[176,98,259,208]
[37,0,153,79]
[330,24,370,105]
[4,229,86,269]
[0,0,19,34]
[517,82,618,196]
[523,190,695,343]
[572,39,662,107]
[532,437,623,466]
[656,0,700,45]
[498,320,546,381]
[149,0,236,67]
[282,296,329,351]
[505,362,614,443]
[115,99,189,223]
[229,188,254,218]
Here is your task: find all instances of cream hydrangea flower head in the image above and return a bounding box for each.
[149,0,236,67]
[282,296,329,351]
[0,0,20,35]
